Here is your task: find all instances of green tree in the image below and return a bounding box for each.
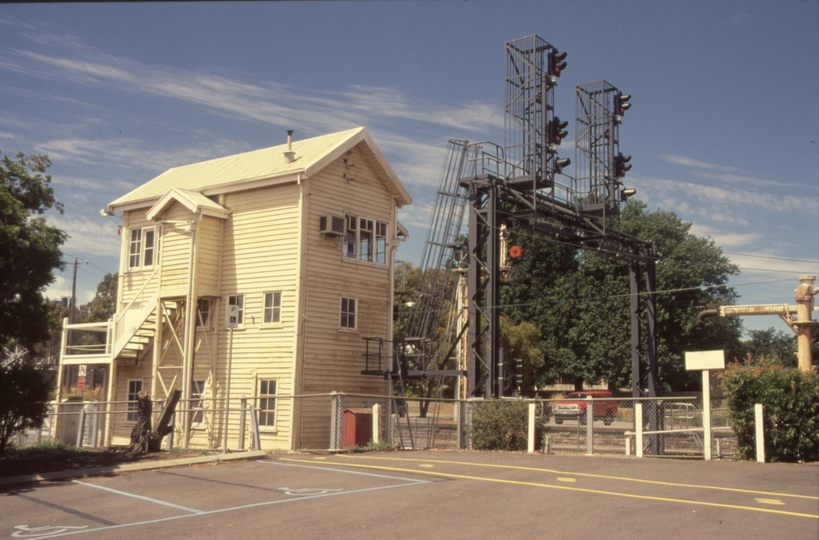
[85,272,118,323]
[0,151,66,350]
[499,316,542,394]
[741,327,797,367]
[0,361,54,456]
[502,201,743,391]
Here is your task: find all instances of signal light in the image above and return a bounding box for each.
[547,116,569,149]
[547,49,568,83]
[555,157,571,174]
[614,152,632,180]
[621,188,637,201]
[614,92,631,123]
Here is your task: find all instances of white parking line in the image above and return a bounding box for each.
[13,461,428,539]
[72,480,204,514]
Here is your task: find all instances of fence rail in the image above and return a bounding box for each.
[13,394,739,460]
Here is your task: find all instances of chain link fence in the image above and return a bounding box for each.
[15,394,738,460]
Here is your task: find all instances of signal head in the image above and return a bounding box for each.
[547,49,568,83]
[555,157,571,174]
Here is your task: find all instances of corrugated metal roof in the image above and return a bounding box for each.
[109,127,412,209]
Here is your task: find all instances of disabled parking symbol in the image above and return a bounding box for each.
[12,525,89,537]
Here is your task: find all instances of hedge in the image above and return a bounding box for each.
[469,400,544,451]
[722,360,818,462]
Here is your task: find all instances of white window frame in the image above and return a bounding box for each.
[340,297,357,331]
[127,226,156,271]
[263,291,282,325]
[227,294,244,326]
[257,379,277,428]
[343,213,388,266]
[190,379,205,425]
[126,379,143,422]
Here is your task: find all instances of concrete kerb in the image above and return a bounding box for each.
[0,450,268,487]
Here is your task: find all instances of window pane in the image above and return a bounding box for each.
[143,230,155,267]
[129,229,142,268]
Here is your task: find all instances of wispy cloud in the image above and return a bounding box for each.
[48,214,121,258]
[660,154,810,189]
[635,175,819,216]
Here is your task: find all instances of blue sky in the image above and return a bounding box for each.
[1,1,817,335]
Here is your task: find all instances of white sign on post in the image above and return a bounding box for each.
[684,350,725,371]
[226,304,240,329]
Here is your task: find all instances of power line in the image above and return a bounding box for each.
[723,251,819,264]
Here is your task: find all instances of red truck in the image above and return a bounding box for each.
[552,390,618,425]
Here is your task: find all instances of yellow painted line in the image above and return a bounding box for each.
[313,457,326,460]
[279,458,818,520]
[755,498,785,506]
[557,477,576,483]
[419,464,434,468]
[338,455,819,501]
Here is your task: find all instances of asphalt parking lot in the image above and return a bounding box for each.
[2,451,817,539]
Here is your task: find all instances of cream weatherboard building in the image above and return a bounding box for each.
[57,127,412,449]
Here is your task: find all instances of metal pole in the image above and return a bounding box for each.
[755,403,765,463]
[222,327,233,453]
[702,370,712,461]
[527,402,536,453]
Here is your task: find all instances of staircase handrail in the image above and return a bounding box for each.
[114,267,160,335]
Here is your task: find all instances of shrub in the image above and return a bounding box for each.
[723,359,819,462]
[469,400,543,451]
[0,362,54,457]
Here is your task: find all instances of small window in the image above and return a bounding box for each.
[263,292,281,324]
[258,379,277,427]
[190,380,205,424]
[227,294,244,324]
[340,297,357,330]
[127,379,143,422]
[196,298,212,329]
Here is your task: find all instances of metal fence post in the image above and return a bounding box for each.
[635,401,643,458]
[372,403,380,444]
[527,402,536,453]
[330,391,342,451]
[585,396,594,455]
[239,397,247,451]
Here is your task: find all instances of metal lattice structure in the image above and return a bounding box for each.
[574,80,624,217]
[504,35,555,184]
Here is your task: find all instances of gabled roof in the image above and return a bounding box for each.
[109,127,412,211]
[146,188,231,221]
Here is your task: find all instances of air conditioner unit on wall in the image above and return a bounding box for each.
[320,215,345,236]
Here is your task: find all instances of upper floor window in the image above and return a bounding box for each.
[128,227,156,270]
[343,214,388,265]
[263,292,282,324]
